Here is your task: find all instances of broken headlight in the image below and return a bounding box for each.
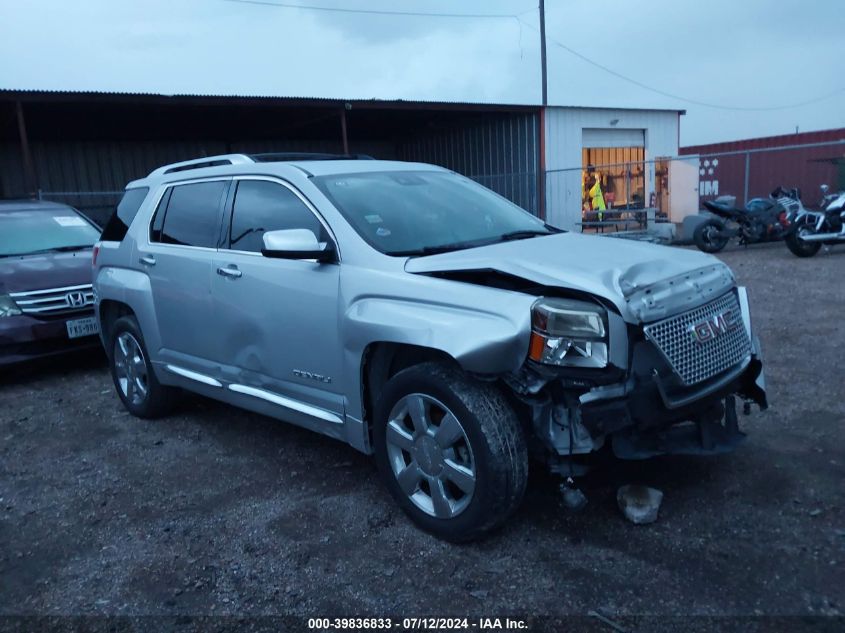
[529,297,607,368]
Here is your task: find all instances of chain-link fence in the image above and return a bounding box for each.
[37,190,123,228]
[34,139,845,235]
[543,139,845,233]
[683,139,845,207]
[37,172,542,231]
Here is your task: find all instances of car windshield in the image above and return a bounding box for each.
[0,210,100,257]
[313,171,554,255]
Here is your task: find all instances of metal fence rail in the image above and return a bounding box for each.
[32,139,845,235]
[37,190,124,227]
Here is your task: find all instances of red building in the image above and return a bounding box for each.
[681,128,845,206]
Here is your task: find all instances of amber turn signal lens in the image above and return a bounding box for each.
[529,332,546,361]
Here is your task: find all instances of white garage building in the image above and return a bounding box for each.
[542,106,685,229]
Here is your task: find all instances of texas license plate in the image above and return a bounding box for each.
[66,316,99,339]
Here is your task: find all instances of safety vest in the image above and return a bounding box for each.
[589,180,606,211]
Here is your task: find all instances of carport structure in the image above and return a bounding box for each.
[0,91,541,225]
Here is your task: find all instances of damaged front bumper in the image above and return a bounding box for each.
[587,339,766,459]
[509,301,768,463]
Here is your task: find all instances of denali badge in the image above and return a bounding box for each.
[690,310,739,344]
[293,369,332,383]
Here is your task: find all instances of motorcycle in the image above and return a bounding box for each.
[692,187,802,253]
[785,184,845,257]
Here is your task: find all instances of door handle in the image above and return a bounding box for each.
[216,266,242,279]
[139,255,156,266]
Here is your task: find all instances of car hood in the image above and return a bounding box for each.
[404,232,735,323]
[0,249,94,294]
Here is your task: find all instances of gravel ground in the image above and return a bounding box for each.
[1,243,843,626]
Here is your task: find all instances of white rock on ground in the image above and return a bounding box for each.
[560,484,588,511]
[617,484,664,525]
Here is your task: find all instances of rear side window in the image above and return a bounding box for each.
[153,181,228,248]
[227,180,326,253]
[100,187,149,242]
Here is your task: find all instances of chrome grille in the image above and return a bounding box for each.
[643,292,751,385]
[9,284,95,315]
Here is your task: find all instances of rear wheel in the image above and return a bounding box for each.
[108,315,176,418]
[373,362,528,542]
[693,220,729,253]
[785,226,822,257]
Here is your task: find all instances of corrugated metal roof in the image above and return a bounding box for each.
[0,88,685,113]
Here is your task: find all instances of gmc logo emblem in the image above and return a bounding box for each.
[690,310,740,344]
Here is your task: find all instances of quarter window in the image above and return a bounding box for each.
[101,187,149,242]
[228,180,326,253]
[154,181,228,248]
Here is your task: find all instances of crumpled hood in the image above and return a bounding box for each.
[0,249,94,294]
[404,232,735,323]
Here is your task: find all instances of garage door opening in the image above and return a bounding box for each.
[582,146,646,212]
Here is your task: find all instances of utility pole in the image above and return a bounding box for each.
[539,0,548,105]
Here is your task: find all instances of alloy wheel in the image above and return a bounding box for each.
[113,332,149,406]
[385,393,476,519]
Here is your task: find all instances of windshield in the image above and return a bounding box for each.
[313,171,552,255]
[0,210,100,257]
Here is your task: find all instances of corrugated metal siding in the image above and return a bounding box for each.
[397,112,540,215]
[681,129,845,203]
[0,138,395,224]
[1,120,536,222]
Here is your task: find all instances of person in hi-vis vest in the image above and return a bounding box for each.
[589,173,606,220]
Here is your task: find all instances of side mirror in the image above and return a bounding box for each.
[261,229,335,262]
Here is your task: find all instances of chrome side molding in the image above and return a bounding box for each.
[165,364,223,387]
[228,384,343,424]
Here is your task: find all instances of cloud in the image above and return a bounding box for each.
[0,0,843,144]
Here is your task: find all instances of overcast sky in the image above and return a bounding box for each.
[1,0,843,145]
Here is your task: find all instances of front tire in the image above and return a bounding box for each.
[108,315,176,418]
[693,220,729,253]
[373,362,528,542]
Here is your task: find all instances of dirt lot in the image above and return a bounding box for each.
[1,244,844,627]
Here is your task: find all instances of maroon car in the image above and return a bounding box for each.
[0,200,101,365]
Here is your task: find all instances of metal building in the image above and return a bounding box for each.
[542,106,684,228]
[1,90,684,229]
[681,128,845,206]
[0,91,541,225]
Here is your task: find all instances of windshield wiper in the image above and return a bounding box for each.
[387,227,563,257]
[387,242,482,257]
[0,245,93,258]
[51,245,93,252]
[497,229,554,242]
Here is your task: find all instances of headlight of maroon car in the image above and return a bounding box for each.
[0,294,22,318]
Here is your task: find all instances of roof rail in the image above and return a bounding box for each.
[148,154,255,177]
[250,152,375,162]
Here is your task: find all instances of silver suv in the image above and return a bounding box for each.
[94,153,767,541]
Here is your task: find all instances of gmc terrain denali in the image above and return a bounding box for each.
[94,154,767,541]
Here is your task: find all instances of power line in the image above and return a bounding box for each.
[223,0,537,19]
[519,19,845,112]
